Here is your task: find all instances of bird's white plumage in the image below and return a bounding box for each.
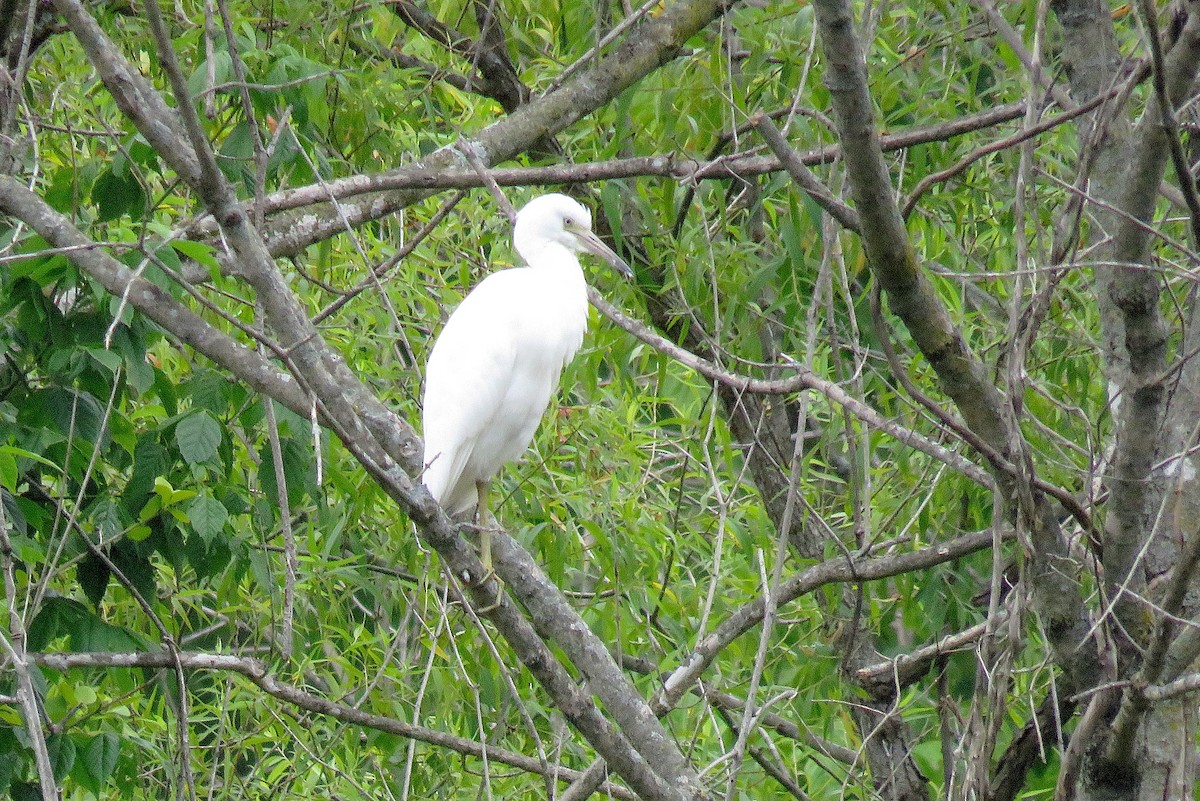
[421,194,631,518]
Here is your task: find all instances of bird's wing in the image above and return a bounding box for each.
[420,272,523,511]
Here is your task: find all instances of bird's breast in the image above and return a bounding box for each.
[514,275,589,368]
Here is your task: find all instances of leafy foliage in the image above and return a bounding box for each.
[3,0,1196,799]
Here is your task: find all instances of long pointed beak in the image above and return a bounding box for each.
[575,229,634,280]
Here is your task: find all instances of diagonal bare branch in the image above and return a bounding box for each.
[809,0,1101,694]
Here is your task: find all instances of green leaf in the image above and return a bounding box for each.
[91,498,126,542]
[109,540,156,604]
[175,412,222,465]
[127,437,169,503]
[91,168,145,222]
[258,436,315,507]
[185,369,235,416]
[0,449,15,492]
[77,551,112,607]
[169,239,221,270]
[189,494,229,543]
[87,347,123,375]
[81,732,120,788]
[46,732,76,781]
[10,781,42,801]
[28,596,86,651]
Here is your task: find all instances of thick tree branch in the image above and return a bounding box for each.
[39,3,721,795]
[1106,485,1200,766]
[855,620,990,693]
[178,101,1026,249]
[1102,0,1200,666]
[810,0,1100,694]
[1048,0,1138,381]
[258,0,732,258]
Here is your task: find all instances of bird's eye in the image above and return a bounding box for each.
[563,217,574,227]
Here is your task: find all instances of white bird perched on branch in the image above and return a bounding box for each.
[421,193,633,568]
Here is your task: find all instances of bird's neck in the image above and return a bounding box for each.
[524,243,584,278]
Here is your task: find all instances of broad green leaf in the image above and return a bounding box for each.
[189,494,229,543]
[169,239,221,270]
[82,732,120,787]
[90,168,145,222]
[0,450,15,492]
[127,437,169,502]
[46,732,76,782]
[175,411,222,465]
[77,552,111,607]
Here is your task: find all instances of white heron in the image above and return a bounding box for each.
[421,193,633,568]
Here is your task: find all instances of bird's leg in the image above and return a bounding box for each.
[472,479,503,612]
[474,479,496,570]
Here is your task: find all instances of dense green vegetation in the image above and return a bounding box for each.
[3,0,1199,799]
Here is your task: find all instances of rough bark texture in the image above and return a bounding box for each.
[1049,0,1135,383]
[1050,1,1200,798]
[813,0,1102,699]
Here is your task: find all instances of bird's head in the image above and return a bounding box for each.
[513,193,634,279]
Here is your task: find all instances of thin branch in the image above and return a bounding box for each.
[902,88,1119,219]
[588,289,992,486]
[545,0,664,92]
[180,101,1027,247]
[971,0,1075,110]
[1143,669,1200,701]
[752,111,860,232]
[311,191,466,324]
[0,505,57,801]
[455,138,517,221]
[1137,0,1200,248]
[28,649,639,800]
[374,44,473,93]
[855,620,990,688]
[655,527,1007,712]
[261,358,297,658]
[695,682,857,765]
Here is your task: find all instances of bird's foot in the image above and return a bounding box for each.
[472,571,504,614]
[465,521,504,613]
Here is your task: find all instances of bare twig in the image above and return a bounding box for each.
[312,191,466,325]
[455,138,516,222]
[28,649,640,800]
[588,289,992,485]
[1137,0,1200,248]
[0,506,57,801]
[752,111,860,232]
[261,347,297,658]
